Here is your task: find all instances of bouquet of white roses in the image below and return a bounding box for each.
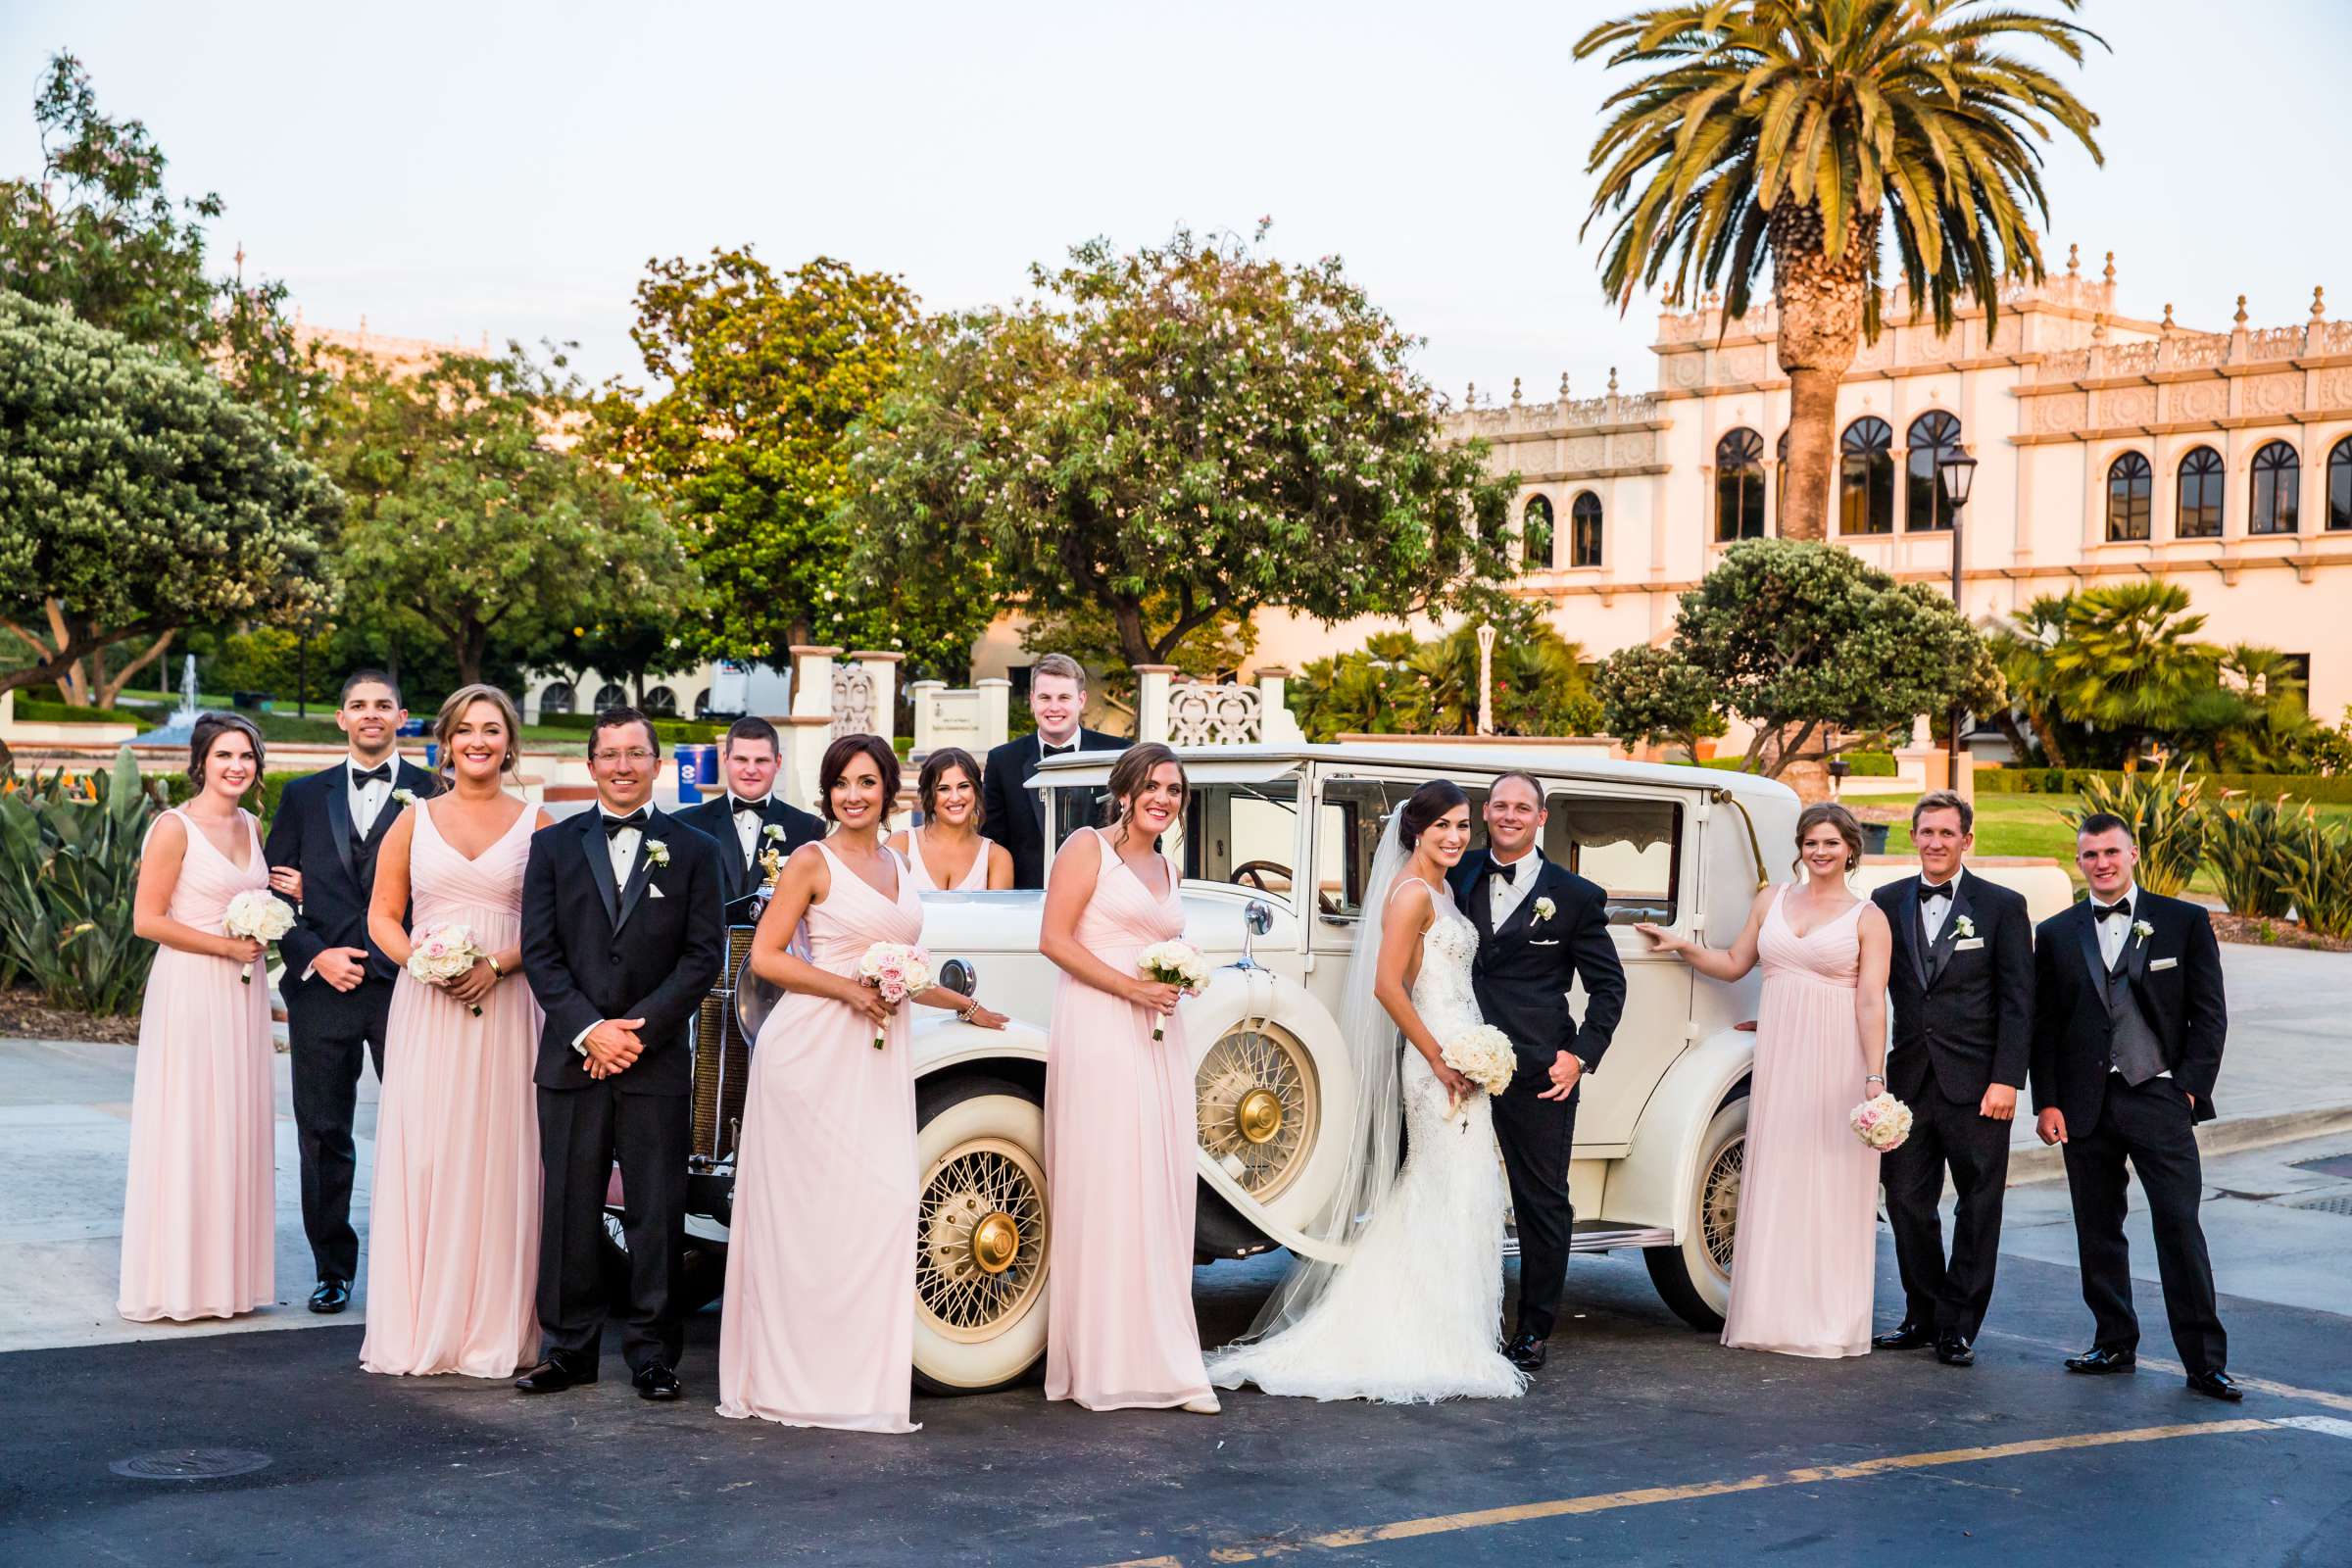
[1440,1024,1517,1126]
[858,942,933,1050]
[221,890,294,987]
[1137,939,1208,1042]
[409,925,489,1016]
[1849,1091,1914,1152]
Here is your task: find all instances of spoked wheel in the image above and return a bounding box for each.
[1643,1093,1747,1331]
[1195,1019,1320,1204]
[912,1076,1051,1394]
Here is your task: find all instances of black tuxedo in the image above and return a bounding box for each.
[1870,868,2033,1340]
[263,757,438,1283]
[1447,849,1627,1341]
[2031,888,2229,1374]
[671,791,824,910]
[979,727,1126,889]
[520,807,724,1374]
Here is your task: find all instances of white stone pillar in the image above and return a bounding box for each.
[976,678,1011,751]
[788,645,840,720]
[782,644,841,811]
[908,680,945,756]
[1255,667,1304,745]
[850,651,904,746]
[1135,665,1177,744]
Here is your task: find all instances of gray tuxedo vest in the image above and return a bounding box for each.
[2103,958,2168,1086]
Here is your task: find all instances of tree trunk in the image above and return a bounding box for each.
[97,630,175,710]
[1769,204,1877,543]
[457,621,485,687]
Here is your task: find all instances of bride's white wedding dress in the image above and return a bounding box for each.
[1205,878,1527,1402]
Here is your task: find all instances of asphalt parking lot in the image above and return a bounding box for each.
[8,1167,2352,1568]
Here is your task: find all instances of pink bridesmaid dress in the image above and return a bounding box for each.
[361,801,543,1377]
[119,808,275,1322]
[1044,827,1211,1410]
[906,830,990,893]
[1722,884,1880,1358]
[717,842,923,1433]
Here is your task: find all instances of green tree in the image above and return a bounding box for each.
[314,345,695,689]
[1595,642,1727,760]
[844,227,1517,673]
[589,249,926,666]
[0,293,332,705]
[1019,596,1257,729]
[1290,608,1596,742]
[1667,540,1995,777]
[1575,2,2103,540]
[1293,632,1432,742]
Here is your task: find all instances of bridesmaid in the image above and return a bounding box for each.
[889,746,1013,893]
[1637,804,1891,1358]
[361,685,551,1377]
[122,712,295,1323]
[1039,742,1216,1413]
[718,734,1001,1432]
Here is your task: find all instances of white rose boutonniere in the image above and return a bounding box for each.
[391,787,418,808]
[1533,897,1556,924]
[761,823,785,844]
[645,839,671,869]
[2131,917,2153,947]
[1952,914,1976,940]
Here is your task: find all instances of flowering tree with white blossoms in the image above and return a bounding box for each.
[844,227,1517,672]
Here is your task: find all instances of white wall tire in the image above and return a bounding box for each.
[912,1075,1051,1395]
[1642,1093,1747,1331]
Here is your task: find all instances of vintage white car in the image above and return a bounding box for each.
[687,743,2061,1396]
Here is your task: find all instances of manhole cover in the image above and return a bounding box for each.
[109,1448,272,1482]
[2289,1154,2352,1181]
[2288,1194,2352,1218]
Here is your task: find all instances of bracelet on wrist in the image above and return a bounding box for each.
[486,956,505,979]
[1865,1073,1886,1084]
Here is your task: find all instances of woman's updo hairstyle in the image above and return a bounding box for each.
[1792,802,1866,874]
[818,733,901,824]
[187,711,266,793]
[1396,779,1468,852]
[1102,742,1186,834]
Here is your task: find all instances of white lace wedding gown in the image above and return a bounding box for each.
[1205,880,1527,1402]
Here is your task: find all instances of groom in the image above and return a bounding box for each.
[1448,772,1626,1372]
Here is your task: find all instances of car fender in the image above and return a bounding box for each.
[1604,1026,1756,1236]
[910,1013,1050,1079]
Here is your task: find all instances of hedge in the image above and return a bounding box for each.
[1701,750,1896,776]
[532,711,727,745]
[161,769,308,823]
[7,699,157,731]
[1978,767,2352,805]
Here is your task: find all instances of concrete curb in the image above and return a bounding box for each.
[2007,1102,2352,1186]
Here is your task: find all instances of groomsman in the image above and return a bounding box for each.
[980,654,1125,890]
[672,716,824,907]
[517,709,724,1400]
[2032,812,2238,1401]
[1869,791,2033,1367]
[263,670,436,1315]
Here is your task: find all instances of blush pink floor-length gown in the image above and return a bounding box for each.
[1044,826,1211,1411]
[361,800,543,1377]
[717,842,923,1433]
[118,808,275,1323]
[1721,885,1880,1359]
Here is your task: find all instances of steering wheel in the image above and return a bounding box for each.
[1231,859,1293,894]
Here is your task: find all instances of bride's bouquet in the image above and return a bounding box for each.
[858,942,932,1050]
[1849,1091,1914,1152]
[1137,940,1207,1041]
[1440,1024,1517,1127]
[409,924,489,1016]
[221,890,294,986]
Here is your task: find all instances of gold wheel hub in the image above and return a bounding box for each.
[1236,1087,1284,1145]
[1197,1021,1321,1201]
[971,1211,1019,1276]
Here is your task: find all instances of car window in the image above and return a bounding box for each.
[1177,779,1301,896]
[1543,793,1682,925]
[1316,776,1489,920]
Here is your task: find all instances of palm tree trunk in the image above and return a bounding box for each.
[1769,204,1876,542]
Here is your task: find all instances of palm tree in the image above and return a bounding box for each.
[1576,1,2104,540]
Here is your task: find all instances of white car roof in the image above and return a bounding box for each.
[1031,742,1796,806]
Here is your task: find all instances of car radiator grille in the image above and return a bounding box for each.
[691,924,760,1164]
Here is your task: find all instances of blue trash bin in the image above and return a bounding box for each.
[425,742,439,771]
[676,743,719,806]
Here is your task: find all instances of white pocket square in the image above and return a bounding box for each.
[1528,939,1561,947]
[1955,937,1985,951]
[2149,956,2177,970]
[648,884,665,900]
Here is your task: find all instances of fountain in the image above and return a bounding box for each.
[138,653,207,749]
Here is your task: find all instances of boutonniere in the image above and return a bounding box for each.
[645,839,671,869]
[761,823,785,844]
[2131,918,2153,947]
[391,788,417,807]
[1952,914,1975,940]
[1532,897,1556,924]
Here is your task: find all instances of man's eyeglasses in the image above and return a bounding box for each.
[591,748,658,765]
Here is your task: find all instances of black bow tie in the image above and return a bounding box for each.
[732,798,765,818]
[352,764,392,786]
[2091,901,2132,923]
[1919,881,1953,906]
[603,810,649,838]
[1040,740,1076,757]
[1488,859,1523,885]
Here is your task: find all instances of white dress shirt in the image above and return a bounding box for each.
[347,754,396,838]
[1917,865,1965,946]
[1486,846,1540,928]
[728,795,768,861]
[2092,883,2137,973]
[575,808,649,1055]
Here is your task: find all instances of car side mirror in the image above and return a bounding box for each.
[938,957,978,998]
[1235,900,1273,970]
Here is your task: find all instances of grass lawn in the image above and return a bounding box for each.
[1876,791,2352,897]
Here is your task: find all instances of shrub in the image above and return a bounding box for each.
[0,752,161,1013]
[2276,810,2352,941]
[2067,764,2205,897]
[6,699,155,730]
[2204,796,2296,919]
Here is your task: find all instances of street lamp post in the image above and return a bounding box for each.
[1936,446,1980,794]
[1476,623,1496,736]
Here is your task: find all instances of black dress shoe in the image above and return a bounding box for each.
[515,1351,599,1394]
[1873,1322,1935,1350]
[1935,1333,1976,1367]
[1504,1333,1547,1373]
[633,1362,682,1401]
[2186,1369,2243,1402]
[2064,1346,2137,1375]
[308,1279,351,1315]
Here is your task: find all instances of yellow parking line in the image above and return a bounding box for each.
[1100,1418,2274,1566]
[1983,1330,2352,1414]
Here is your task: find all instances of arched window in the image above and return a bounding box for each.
[1570,492,1603,566]
[2328,437,2352,532]
[1905,411,1963,531]
[592,682,629,711]
[1715,429,1766,541]
[539,681,575,715]
[2177,446,2225,538]
[693,687,715,719]
[642,684,679,717]
[2105,452,2153,541]
[1838,416,1895,535]
[1521,495,1555,572]
[2251,441,2300,535]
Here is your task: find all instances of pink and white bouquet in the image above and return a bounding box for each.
[858,942,933,1050]
[1849,1091,1914,1152]
[1440,1024,1517,1126]
[221,890,293,986]
[409,924,489,1016]
[1137,939,1208,1041]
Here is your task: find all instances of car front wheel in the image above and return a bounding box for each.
[912,1075,1052,1394]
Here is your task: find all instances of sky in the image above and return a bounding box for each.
[7,0,2350,401]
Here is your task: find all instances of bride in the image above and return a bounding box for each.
[1205,780,1527,1402]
